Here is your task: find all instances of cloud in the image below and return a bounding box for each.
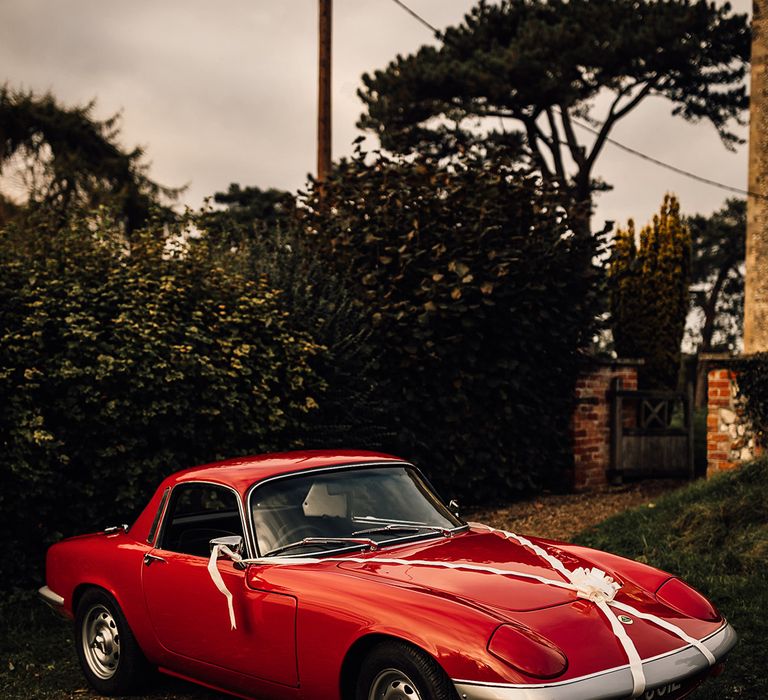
[0,0,750,224]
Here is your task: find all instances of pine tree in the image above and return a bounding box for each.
[609,195,691,389]
[359,0,750,234]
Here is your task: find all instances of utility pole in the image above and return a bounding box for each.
[317,0,332,183]
[745,0,768,353]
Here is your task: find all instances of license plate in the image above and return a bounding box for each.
[642,673,706,699]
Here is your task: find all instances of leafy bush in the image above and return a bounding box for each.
[208,225,394,449]
[0,213,324,588]
[298,148,601,502]
[732,353,768,445]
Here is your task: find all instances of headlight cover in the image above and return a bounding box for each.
[488,624,568,679]
[656,577,720,622]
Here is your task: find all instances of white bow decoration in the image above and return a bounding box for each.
[569,566,621,603]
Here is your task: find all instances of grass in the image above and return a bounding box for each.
[0,592,218,699]
[3,460,765,699]
[576,457,768,699]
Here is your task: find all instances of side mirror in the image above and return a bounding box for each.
[209,535,244,558]
[449,499,461,519]
[103,523,129,535]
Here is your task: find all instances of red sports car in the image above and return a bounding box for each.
[40,450,736,700]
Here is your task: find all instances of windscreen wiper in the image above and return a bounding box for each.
[264,537,378,557]
[351,523,453,537]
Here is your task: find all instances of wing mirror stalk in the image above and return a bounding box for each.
[209,534,244,556]
[209,535,247,569]
[103,524,129,535]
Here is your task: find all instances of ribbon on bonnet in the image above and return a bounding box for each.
[207,524,716,697]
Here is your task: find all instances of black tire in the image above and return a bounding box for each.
[74,588,151,696]
[355,640,457,700]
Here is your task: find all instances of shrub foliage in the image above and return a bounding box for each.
[209,225,394,449]
[1,149,603,587]
[0,214,324,587]
[732,353,768,446]
[298,148,601,502]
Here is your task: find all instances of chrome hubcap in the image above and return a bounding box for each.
[82,604,120,679]
[369,669,423,700]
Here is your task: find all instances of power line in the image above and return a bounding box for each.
[388,2,759,201]
[563,112,761,201]
[389,0,440,37]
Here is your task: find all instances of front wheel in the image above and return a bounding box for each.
[74,588,150,695]
[355,640,457,700]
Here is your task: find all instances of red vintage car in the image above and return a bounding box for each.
[40,450,735,700]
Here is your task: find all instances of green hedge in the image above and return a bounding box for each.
[210,226,394,450]
[298,149,601,502]
[1,150,603,587]
[0,214,324,588]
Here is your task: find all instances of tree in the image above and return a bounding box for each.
[296,145,601,501]
[358,0,749,232]
[0,85,178,230]
[609,195,691,389]
[687,199,745,405]
[197,183,295,243]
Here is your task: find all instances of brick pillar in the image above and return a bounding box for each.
[707,368,761,476]
[572,362,640,490]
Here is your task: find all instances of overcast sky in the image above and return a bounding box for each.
[0,0,752,230]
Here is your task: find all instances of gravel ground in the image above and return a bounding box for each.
[466,479,687,541]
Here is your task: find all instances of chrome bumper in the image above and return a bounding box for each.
[38,585,66,615]
[453,622,736,700]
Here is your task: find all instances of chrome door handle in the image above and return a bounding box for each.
[143,553,167,567]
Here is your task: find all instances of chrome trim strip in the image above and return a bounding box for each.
[246,461,466,557]
[147,486,171,545]
[155,480,254,559]
[38,585,65,609]
[452,622,736,699]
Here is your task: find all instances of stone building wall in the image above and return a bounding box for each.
[572,361,640,490]
[707,368,760,475]
[745,0,768,353]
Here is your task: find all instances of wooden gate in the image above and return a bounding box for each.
[609,378,694,481]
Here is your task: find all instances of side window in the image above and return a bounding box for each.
[159,483,244,557]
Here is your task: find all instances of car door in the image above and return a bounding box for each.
[142,482,298,687]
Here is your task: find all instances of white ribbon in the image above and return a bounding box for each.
[207,544,243,630]
[611,600,717,667]
[208,525,715,697]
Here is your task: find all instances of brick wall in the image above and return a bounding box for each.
[707,368,760,475]
[572,361,639,490]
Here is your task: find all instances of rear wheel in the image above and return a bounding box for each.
[355,640,456,700]
[75,588,150,695]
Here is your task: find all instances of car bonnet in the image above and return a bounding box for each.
[335,527,588,612]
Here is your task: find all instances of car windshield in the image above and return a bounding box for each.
[250,465,464,556]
